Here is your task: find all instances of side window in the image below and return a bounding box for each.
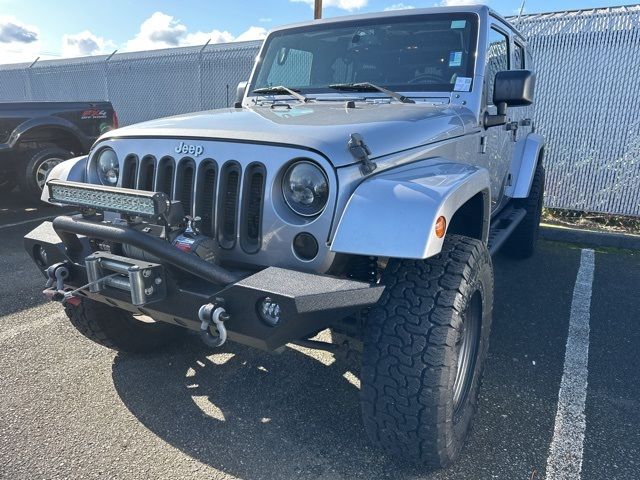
[266,48,313,87]
[485,27,510,106]
[514,42,525,70]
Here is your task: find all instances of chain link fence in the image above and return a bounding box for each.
[0,41,261,125]
[513,5,640,217]
[1,7,639,216]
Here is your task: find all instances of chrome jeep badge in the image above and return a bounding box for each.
[175,141,204,157]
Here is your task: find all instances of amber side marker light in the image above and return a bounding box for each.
[435,216,447,238]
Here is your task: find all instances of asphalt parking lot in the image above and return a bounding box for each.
[1,189,639,480]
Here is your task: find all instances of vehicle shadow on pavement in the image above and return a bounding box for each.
[109,242,580,480]
[111,338,428,479]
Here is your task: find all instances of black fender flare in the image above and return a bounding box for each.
[8,116,91,152]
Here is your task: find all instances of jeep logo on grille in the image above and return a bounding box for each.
[175,141,204,157]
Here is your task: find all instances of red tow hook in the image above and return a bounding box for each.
[42,287,81,307]
[43,262,81,307]
[42,287,59,302]
[63,295,82,307]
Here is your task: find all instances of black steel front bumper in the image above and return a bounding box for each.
[24,216,384,351]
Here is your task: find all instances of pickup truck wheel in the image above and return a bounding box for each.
[64,298,184,353]
[19,147,72,201]
[502,161,545,259]
[361,235,493,467]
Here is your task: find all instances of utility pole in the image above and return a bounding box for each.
[314,0,322,19]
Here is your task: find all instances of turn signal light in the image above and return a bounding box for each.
[435,216,447,238]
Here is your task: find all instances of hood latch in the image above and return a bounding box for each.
[348,133,376,175]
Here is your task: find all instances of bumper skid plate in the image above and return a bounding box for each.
[220,267,384,350]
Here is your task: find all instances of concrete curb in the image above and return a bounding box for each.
[540,223,640,250]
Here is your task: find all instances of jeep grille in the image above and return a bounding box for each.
[120,154,266,253]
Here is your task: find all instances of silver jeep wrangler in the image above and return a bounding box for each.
[25,5,544,467]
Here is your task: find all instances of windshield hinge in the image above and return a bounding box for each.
[348,133,376,175]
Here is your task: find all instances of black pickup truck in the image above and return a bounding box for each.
[0,101,117,200]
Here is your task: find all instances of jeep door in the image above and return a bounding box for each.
[507,38,535,153]
[482,23,514,212]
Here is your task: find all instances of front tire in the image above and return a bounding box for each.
[64,298,185,353]
[361,235,493,467]
[19,147,72,201]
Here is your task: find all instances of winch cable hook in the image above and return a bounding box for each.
[44,262,119,306]
[44,263,75,303]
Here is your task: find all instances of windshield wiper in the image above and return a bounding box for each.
[252,85,309,103]
[328,82,415,104]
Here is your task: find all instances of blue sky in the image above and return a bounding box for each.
[1,0,637,64]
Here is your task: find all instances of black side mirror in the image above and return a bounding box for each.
[494,69,536,108]
[235,81,248,108]
[484,70,536,128]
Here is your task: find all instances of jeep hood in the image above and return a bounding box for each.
[105,102,474,168]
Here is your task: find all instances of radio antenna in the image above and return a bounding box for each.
[517,0,527,23]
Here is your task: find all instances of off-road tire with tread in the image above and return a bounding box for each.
[64,298,184,353]
[19,146,73,201]
[361,235,494,467]
[502,161,545,259]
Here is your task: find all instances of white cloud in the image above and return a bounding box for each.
[124,12,265,52]
[438,0,483,5]
[61,30,115,58]
[235,26,268,42]
[384,3,415,11]
[125,12,189,50]
[184,29,234,46]
[290,0,368,12]
[0,15,37,43]
[0,15,40,64]
[0,11,267,65]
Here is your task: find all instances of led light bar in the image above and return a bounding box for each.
[47,179,170,218]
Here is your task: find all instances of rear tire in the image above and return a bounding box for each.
[361,235,493,467]
[64,298,185,353]
[502,161,545,259]
[19,147,72,201]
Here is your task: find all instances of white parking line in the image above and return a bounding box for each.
[0,216,56,230]
[546,248,595,480]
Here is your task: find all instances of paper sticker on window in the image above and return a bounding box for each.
[451,20,467,29]
[449,51,462,67]
[454,77,472,92]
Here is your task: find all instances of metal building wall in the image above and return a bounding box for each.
[0,7,639,216]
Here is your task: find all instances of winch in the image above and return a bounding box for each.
[85,252,166,306]
[170,216,217,263]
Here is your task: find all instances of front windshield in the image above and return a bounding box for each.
[251,13,478,96]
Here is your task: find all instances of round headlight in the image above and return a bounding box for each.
[96,148,119,186]
[282,161,328,217]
